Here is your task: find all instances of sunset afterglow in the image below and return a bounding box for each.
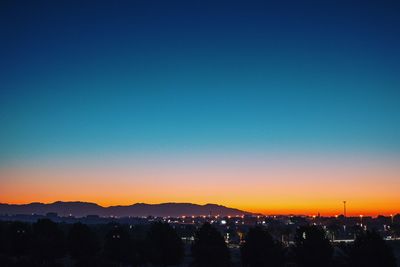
[1,1,399,217]
[1,152,399,216]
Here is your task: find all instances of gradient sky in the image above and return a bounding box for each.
[1,1,400,216]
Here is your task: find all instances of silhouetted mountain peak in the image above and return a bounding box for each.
[0,201,253,217]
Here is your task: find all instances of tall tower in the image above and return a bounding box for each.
[343,201,347,217]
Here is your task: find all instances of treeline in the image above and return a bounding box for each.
[0,219,397,267]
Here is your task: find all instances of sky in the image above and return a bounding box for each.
[1,0,400,216]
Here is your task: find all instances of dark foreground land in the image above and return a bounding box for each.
[0,215,399,267]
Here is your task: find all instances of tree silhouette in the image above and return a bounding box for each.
[3,221,32,258]
[326,222,341,241]
[294,225,333,267]
[68,222,99,266]
[0,222,5,266]
[146,221,184,266]
[241,226,285,267]
[0,222,4,253]
[31,219,66,265]
[349,224,364,238]
[103,224,131,265]
[349,230,396,267]
[191,222,230,267]
[128,237,147,267]
[391,223,400,239]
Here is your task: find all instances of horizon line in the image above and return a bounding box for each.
[1,200,398,218]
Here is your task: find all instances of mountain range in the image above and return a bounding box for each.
[0,201,253,217]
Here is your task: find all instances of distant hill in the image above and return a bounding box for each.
[0,201,253,217]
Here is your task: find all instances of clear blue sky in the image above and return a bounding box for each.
[1,0,400,163]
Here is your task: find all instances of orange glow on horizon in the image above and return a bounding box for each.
[1,154,399,217]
